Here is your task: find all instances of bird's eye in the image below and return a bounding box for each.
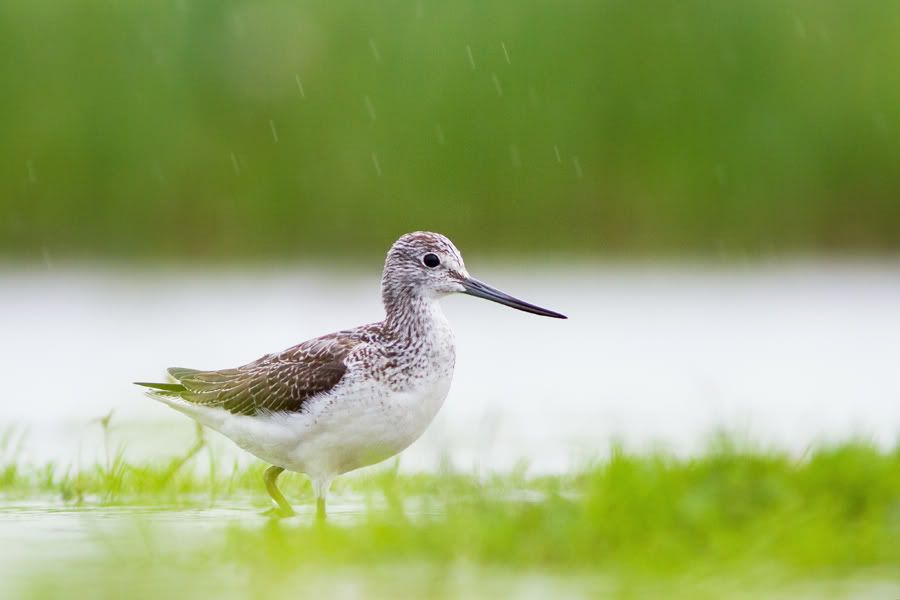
[422,253,441,268]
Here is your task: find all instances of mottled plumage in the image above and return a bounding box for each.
[156,334,357,416]
[137,231,565,519]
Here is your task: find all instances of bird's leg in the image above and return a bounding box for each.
[313,478,333,523]
[263,465,295,517]
[316,497,326,522]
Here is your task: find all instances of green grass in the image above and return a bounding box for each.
[4,421,900,599]
[3,435,899,583]
[3,0,900,260]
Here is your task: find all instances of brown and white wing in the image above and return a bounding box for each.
[162,334,360,416]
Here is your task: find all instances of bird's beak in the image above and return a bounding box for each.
[461,277,567,319]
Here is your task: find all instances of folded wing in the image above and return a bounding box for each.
[142,333,360,416]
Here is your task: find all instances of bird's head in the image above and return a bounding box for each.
[382,231,566,319]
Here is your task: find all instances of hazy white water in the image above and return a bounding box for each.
[2,262,899,473]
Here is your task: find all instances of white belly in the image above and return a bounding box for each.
[289,376,452,477]
[189,371,453,481]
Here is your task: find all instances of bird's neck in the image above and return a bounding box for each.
[382,286,450,342]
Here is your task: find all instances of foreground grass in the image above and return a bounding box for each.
[3,435,899,580]
[201,442,900,575]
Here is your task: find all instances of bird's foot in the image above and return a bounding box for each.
[261,505,296,519]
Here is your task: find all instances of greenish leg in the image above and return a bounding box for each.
[313,478,332,522]
[263,465,295,517]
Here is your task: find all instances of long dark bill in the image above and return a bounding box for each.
[462,277,567,319]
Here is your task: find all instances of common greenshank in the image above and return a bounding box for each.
[136,232,565,519]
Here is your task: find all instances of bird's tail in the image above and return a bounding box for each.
[134,381,186,393]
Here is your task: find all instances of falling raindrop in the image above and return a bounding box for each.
[573,156,583,178]
[492,73,503,96]
[269,120,279,143]
[231,14,245,38]
[501,42,511,64]
[553,145,562,163]
[369,38,382,63]
[872,112,888,134]
[466,45,476,69]
[528,87,539,108]
[41,247,53,271]
[25,160,36,183]
[151,160,167,185]
[230,152,241,176]
[295,74,305,98]
[372,152,382,176]
[414,1,424,19]
[364,95,377,121]
[509,144,521,169]
[714,164,727,185]
[435,124,446,145]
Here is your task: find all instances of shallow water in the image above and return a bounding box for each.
[2,262,899,472]
[1,497,898,600]
[0,494,376,598]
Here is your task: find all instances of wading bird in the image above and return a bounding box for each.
[136,232,565,519]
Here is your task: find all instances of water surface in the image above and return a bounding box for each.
[2,262,899,472]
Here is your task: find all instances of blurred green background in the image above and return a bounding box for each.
[2,0,899,260]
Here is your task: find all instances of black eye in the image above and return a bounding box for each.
[422,253,440,268]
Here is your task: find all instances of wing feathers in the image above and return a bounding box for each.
[153,333,361,416]
[167,367,202,381]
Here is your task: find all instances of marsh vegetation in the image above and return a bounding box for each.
[2,424,899,598]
